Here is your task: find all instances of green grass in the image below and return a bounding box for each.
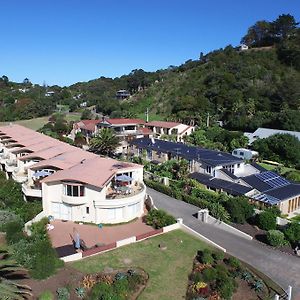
[290,215,300,222]
[71,230,210,300]
[0,116,50,130]
[136,113,165,122]
[65,113,81,122]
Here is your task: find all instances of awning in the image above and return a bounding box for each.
[116,174,133,182]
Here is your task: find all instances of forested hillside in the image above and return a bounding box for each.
[0,14,299,132]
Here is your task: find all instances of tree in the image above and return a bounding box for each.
[23,78,31,85]
[81,109,93,120]
[89,128,120,156]
[0,250,32,299]
[252,134,300,167]
[284,222,300,244]
[272,14,299,40]
[224,197,254,224]
[256,211,277,231]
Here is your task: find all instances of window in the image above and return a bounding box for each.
[64,184,85,197]
[240,152,244,156]
[233,151,237,154]
[86,207,90,214]
[206,166,211,174]
[237,163,240,168]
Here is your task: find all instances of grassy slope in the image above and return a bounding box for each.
[0,116,50,130]
[71,230,209,300]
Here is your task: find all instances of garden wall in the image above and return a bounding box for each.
[205,214,253,240]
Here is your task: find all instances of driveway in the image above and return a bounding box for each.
[147,187,300,299]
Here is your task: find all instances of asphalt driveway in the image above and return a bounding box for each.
[147,187,300,299]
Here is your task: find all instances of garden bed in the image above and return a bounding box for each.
[186,249,277,300]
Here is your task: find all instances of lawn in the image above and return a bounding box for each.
[71,230,210,300]
[0,116,50,130]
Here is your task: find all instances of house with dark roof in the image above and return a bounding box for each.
[130,138,245,177]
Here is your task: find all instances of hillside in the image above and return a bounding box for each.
[0,14,299,132]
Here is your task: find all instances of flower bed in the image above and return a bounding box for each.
[186,249,274,300]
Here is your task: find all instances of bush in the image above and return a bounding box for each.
[217,277,236,300]
[4,219,24,244]
[202,268,218,282]
[224,197,254,224]
[256,211,277,230]
[267,230,286,247]
[284,222,300,244]
[145,209,176,229]
[212,251,225,261]
[0,210,18,231]
[198,249,214,264]
[56,287,70,300]
[38,290,54,300]
[226,257,240,269]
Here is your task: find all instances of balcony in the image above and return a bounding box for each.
[62,194,88,206]
[5,159,18,172]
[22,183,42,198]
[106,182,145,200]
[12,170,28,183]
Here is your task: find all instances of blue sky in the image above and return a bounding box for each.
[1,0,299,86]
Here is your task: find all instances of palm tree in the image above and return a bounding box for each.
[89,128,120,156]
[0,250,32,299]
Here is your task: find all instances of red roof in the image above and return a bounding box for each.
[77,120,100,131]
[140,127,152,135]
[146,121,180,129]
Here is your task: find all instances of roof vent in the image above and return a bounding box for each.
[80,159,86,164]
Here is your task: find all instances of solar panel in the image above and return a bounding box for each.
[252,193,279,205]
[255,171,289,189]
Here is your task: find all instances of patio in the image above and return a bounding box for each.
[48,217,154,257]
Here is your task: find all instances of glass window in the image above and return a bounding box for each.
[86,207,89,214]
[64,184,85,197]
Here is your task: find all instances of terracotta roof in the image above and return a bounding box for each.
[146,121,181,128]
[76,120,99,131]
[42,157,142,188]
[0,124,142,188]
[140,127,152,135]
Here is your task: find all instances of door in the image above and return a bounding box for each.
[52,202,72,220]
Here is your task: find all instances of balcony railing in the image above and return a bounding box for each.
[106,182,145,199]
[22,183,42,198]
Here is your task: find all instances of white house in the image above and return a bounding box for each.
[145,121,194,142]
[0,124,146,224]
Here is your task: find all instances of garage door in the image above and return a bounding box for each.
[52,202,72,220]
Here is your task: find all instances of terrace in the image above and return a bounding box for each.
[106,181,145,199]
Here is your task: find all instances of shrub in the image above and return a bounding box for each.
[90,282,123,300]
[4,219,24,244]
[202,268,217,282]
[283,222,300,244]
[256,211,277,231]
[212,251,225,261]
[224,197,254,224]
[199,249,214,264]
[267,230,287,247]
[226,257,240,269]
[145,209,176,229]
[56,287,70,300]
[217,277,236,300]
[0,210,19,231]
[38,290,54,300]
[266,206,281,217]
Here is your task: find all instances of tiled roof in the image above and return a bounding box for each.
[0,124,142,188]
[146,121,181,128]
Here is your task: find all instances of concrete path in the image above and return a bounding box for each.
[147,187,300,299]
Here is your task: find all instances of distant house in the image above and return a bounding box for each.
[73,118,153,153]
[239,44,249,51]
[79,101,87,108]
[45,91,55,97]
[232,148,258,160]
[116,90,130,100]
[145,121,194,142]
[244,127,300,145]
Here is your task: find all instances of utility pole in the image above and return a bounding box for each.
[206,112,210,128]
[145,107,149,123]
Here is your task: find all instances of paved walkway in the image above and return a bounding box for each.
[147,188,300,299]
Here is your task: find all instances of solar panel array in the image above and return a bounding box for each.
[255,171,289,189]
[252,193,280,205]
